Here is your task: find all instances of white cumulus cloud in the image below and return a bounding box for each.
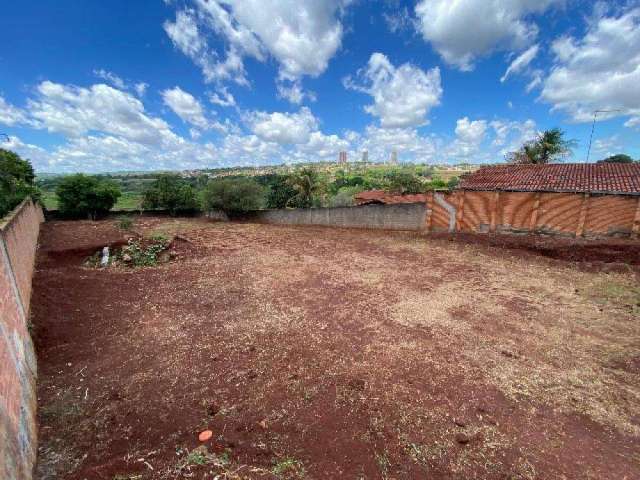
[162,86,209,130]
[541,7,640,123]
[135,83,148,97]
[490,119,537,157]
[447,117,488,159]
[209,87,236,107]
[247,107,319,145]
[27,81,178,146]
[0,96,29,126]
[344,52,442,129]
[164,0,349,102]
[415,0,560,71]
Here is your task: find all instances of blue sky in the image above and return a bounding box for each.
[1,0,639,173]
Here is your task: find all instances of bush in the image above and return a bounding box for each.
[118,235,170,267]
[203,177,266,214]
[56,174,121,219]
[0,149,40,218]
[327,186,365,207]
[142,175,199,215]
[425,178,448,190]
[88,235,170,268]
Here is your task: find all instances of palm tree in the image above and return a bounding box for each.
[508,128,576,164]
[286,167,324,208]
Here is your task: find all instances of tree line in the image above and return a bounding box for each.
[2,132,638,219]
[43,165,460,218]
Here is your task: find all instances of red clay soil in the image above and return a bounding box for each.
[32,219,640,479]
[430,232,640,269]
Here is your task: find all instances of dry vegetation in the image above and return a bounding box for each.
[32,217,640,479]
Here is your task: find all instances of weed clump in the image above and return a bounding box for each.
[84,235,172,269]
[117,235,170,267]
[272,457,305,478]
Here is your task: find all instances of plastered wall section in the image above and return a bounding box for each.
[425,191,640,238]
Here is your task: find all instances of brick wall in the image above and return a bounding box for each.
[1,199,44,480]
[424,190,640,238]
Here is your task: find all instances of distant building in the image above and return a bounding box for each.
[362,150,368,163]
[338,151,348,164]
[389,150,398,165]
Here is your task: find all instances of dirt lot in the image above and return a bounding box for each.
[32,218,640,479]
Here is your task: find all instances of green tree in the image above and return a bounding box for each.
[286,168,325,208]
[384,170,424,194]
[446,177,460,189]
[507,128,576,164]
[0,149,40,217]
[598,154,635,164]
[142,175,198,215]
[203,177,266,214]
[56,174,121,219]
[329,170,369,194]
[327,186,365,207]
[265,175,297,209]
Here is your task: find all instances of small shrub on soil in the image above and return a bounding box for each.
[84,251,103,268]
[173,446,232,476]
[85,236,172,269]
[117,235,170,267]
[272,457,305,478]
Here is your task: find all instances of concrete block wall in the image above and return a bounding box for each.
[247,203,428,231]
[0,199,43,480]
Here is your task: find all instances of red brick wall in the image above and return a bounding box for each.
[1,199,43,480]
[423,190,640,238]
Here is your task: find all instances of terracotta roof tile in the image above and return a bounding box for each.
[354,189,387,201]
[458,163,640,195]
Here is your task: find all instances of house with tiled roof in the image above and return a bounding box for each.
[458,163,640,196]
[353,163,640,237]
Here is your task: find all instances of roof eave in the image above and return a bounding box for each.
[459,187,640,196]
